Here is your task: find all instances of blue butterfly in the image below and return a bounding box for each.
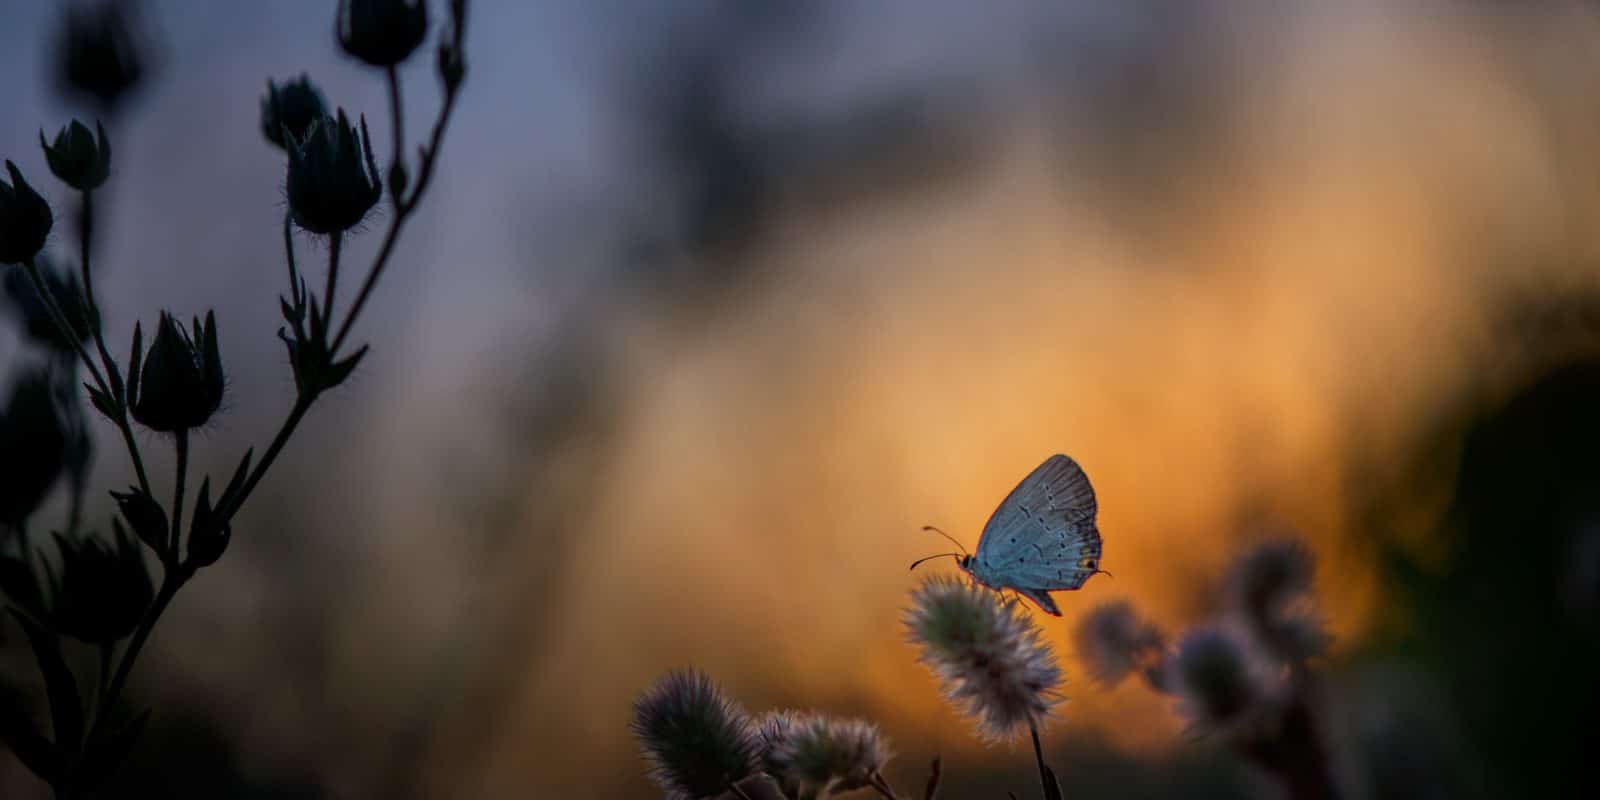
[913,454,1105,615]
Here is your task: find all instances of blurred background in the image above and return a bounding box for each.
[3,0,1600,797]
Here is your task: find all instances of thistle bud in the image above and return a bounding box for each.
[40,119,111,191]
[0,162,54,265]
[286,111,382,235]
[55,0,149,112]
[49,523,153,643]
[261,75,328,151]
[3,256,92,352]
[336,0,429,68]
[0,369,70,527]
[129,311,224,433]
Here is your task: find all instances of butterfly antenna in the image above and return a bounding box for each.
[922,525,970,556]
[909,553,963,571]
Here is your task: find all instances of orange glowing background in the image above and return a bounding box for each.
[5,2,1600,798]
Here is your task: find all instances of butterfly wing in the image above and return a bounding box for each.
[972,454,1103,592]
[1013,586,1063,616]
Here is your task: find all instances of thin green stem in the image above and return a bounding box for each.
[170,430,189,558]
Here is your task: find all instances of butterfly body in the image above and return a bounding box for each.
[955,454,1104,616]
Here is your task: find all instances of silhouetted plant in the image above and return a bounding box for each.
[633,670,908,800]
[1075,537,1339,800]
[0,1,470,796]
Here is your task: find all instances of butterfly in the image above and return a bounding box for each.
[912,454,1105,615]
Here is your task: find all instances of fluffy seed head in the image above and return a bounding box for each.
[632,669,760,800]
[1225,539,1329,662]
[905,575,1063,741]
[1168,626,1264,732]
[762,712,892,795]
[1074,601,1165,687]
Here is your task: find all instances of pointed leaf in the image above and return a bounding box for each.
[324,345,369,390]
[220,448,254,511]
[87,384,117,422]
[202,310,222,381]
[82,707,150,788]
[0,687,62,784]
[127,320,143,406]
[8,610,83,754]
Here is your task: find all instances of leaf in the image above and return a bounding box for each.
[219,448,254,512]
[323,344,369,390]
[0,687,62,784]
[8,609,84,755]
[86,384,117,422]
[127,320,143,406]
[81,707,150,788]
[1040,763,1063,800]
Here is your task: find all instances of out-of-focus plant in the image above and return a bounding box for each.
[0,1,470,796]
[632,669,909,800]
[1075,538,1339,800]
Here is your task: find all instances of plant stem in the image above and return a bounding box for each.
[922,757,941,800]
[323,230,342,327]
[170,430,189,557]
[85,566,191,746]
[386,64,405,206]
[330,85,459,354]
[869,771,902,799]
[284,212,300,300]
[724,781,755,800]
[21,258,108,395]
[25,253,155,500]
[1029,721,1064,800]
[216,393,313,523]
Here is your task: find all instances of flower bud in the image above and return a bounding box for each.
[185,478,231,568]
[129,311,224,433]
[261,75,328,151]
[49,523,153,643]
[287,111,382,235]
[40,120,111,191]
[0,162,54,265]
[3,256,93,352]
[336,0,429,68]
[55,0,148,111]
[0,369,70,527]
